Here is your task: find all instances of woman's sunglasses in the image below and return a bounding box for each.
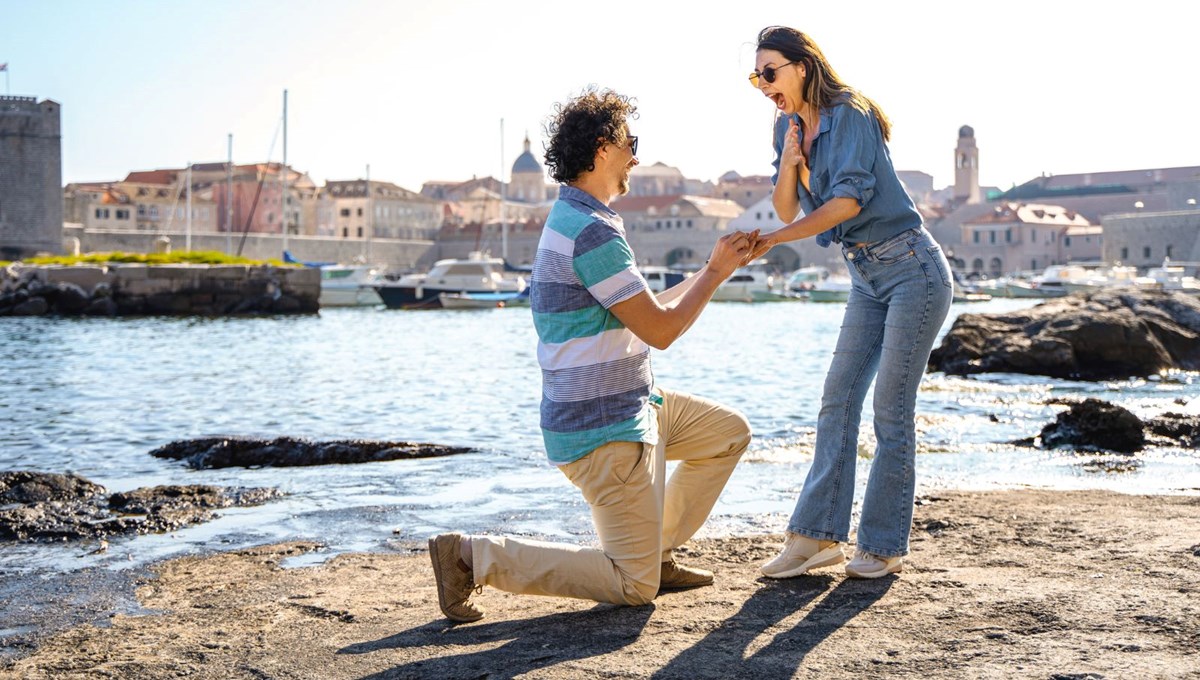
[748,61,798,88]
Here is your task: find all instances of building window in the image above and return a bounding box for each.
[989,231,996,244]
[768,212,774,219]
[342,227,348,238]
[1121,247,1129,260]
[1167,245,1174,258]
[1144,246,1151,258]
[357,207,363,217]
[357,226,363,238]
[340,208,350,217]
[149,206,159,219]
[973,231,980,244]
[1005,229,1012,243]
[1032,259,1038,270]
[116,209,129,220]
[1031,228,1037,242]
[756,212,762,220]
[687,220,693,228]
[94,208,102,219]
[138,205,146,217]
[1064,236,1071,247]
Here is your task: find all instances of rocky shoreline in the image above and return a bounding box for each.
[2,489,1197,679]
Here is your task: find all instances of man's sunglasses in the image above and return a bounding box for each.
[626,135,638,156]
[748,61,798,88]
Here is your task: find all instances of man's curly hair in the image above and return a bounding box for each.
[543,88,638,184]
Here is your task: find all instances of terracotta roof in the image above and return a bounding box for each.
[123,169,177,184]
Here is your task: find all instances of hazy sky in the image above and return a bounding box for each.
[3,0,1195,193]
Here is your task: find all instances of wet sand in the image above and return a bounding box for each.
[3,489,1198,679]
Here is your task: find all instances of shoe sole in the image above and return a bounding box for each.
[428,536,483,623]
[845,562,903,579]
[761,545,846,579]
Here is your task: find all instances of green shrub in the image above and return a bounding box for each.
[19,251,292,267]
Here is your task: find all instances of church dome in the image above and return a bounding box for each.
[511,134,543,174]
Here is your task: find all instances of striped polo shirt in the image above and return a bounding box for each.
[532,185,657,464]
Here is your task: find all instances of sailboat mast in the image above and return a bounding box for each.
[185,161,192,251]
[225,134,233,254]
[365,163,372,262]
[281,89,289,253]
[500,118,507,262]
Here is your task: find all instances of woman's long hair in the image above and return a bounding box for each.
[757,26,892,142]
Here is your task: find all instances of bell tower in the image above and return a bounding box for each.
[954,125,980,205]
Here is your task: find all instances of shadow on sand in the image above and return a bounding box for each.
[340,604,654,679]
[652,575,895,679]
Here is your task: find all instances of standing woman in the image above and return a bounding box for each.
[747,26,953,579]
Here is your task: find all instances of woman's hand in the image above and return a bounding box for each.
[780,118,804,171]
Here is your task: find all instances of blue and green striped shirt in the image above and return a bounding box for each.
[532,186,657,464]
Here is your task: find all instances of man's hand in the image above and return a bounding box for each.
[707,231,753,278]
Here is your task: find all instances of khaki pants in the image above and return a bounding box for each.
[471,388,751,606]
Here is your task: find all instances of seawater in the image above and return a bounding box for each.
[2,298,1198,575]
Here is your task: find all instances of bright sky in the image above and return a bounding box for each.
[4,0,1196,194]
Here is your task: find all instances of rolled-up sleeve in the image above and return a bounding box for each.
[827,106,878,208]
[769,114,789,186]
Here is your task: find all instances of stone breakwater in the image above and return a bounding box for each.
[0,263,319,316]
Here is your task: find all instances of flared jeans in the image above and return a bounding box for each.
[788,227,953,557]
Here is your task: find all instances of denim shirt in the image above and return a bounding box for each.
[771,101,922,247]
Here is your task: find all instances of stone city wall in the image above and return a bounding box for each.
[0,263,320,316]
[63,226,435,272]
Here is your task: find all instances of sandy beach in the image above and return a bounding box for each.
[3,489,1198,679]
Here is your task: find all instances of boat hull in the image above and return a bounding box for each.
[375,285,522,309]
[320,286,383,307]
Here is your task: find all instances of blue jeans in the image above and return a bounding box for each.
[788,227,952,557]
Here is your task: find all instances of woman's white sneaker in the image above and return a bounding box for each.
[760,533,844,578]
[845,549,903,578]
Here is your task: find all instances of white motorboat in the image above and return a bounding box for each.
[319,264,384,307]
[1062,266,1138,294]
[640,266,688,293]
[1134,264,1200,293]
[374,252,526,309]
[785,265,831,294]
[808,275,853,302]
[712,261,790,302]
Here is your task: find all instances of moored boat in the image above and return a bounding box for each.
[374,252,526,309]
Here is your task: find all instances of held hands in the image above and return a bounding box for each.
[744,231,775,263]
[707,230,758,279]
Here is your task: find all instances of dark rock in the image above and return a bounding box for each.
[0,471,281,543]
[45,282,90,314]
[1038,398,1145,453]
[10,297,49,316]
[145,292,192,314]
[150,436,475,469]
[1144,412,1200,447]
[83,297,119,316]
[271,295,302,313]
[0,471,105,504]
[929,290,1200,380]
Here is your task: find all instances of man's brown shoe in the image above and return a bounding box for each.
[659,559,714,591]
[428,533,484,622]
